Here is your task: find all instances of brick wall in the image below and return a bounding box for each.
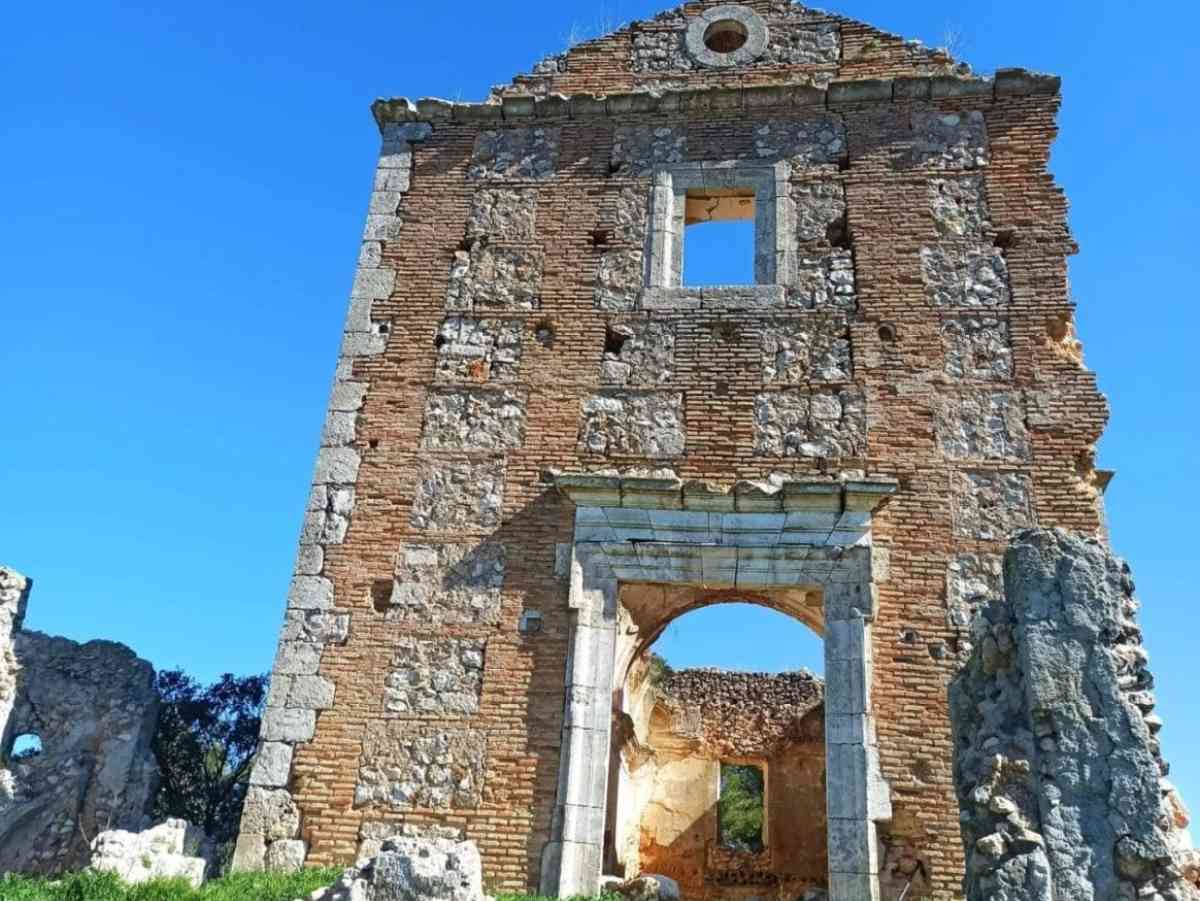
[238,3,1107,898]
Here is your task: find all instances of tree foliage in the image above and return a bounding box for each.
[718,763,765,852]
[152,670,268,849]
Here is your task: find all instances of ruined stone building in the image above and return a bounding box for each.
[0,567,162,875]
[229,1,1193,898]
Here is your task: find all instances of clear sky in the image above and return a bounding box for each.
[2,1,1197,808]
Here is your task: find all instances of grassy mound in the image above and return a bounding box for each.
[0,869,341,901]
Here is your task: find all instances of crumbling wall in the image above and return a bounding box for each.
[0,566,161,875]
[615,668,827,897]
[950,530,1199,901]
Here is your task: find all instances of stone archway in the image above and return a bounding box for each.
[607,592,828,897]
[541,473,896,901]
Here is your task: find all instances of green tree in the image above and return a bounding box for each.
[152,670,268,852]
[718,763,765,852]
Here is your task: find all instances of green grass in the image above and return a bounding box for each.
[0,869,342,901]
[0,875,619,901]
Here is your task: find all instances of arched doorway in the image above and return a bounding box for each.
[542,473,897,901]
[605,598,829,898]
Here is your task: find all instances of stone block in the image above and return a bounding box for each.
[468,127,560,180]
[230,831,266,872]
[272,640,322,676]
[952,470,1034,540]
[612,126,686,176]
[942,316,1012,380]
[792,179,847,243]
[421,388,527,451]
[410,458,506,532]
[466,188,538,240]
[249,742,294,788]
[281,610,351,645]
[921,244,1011,307]
[384,638,486,717]
[754,116,846,165]
[435,316,523,383]
[287,576,333,611]
[90,819,211,889]
[260,707,316,744]
[930,174,991,238]
[355,724,487,810]
[240,787,300,842]
[789,250,857,310]
[446,242,543,311]
[827,817,878,875]
[934,390,1030,462]
[761,316,851,383]
[313,447,361,486]
[594,249,644,312]
[911,110,989,169]
[264,839,306,874]
[578,392,685,458]
[287,674,336,710]
[753,389,867,458]
[385,542,504,625]
[601,321,675,386]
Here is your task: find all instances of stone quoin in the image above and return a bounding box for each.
[229,2,1194,899]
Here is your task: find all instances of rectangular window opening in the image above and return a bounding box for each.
[682,189,756,287]
[717,761,766,852]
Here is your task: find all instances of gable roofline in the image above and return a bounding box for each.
[496,1,976,101]
[371,68,1061,133]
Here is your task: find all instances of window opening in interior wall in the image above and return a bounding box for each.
[682,188,756,287]
[9,733,43,760]
[719,762,766,851]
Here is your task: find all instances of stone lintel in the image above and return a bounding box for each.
[370,68,1061,132]
[553,472,897,517]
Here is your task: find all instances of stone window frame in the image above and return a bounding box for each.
[645,161,794,307]
[685,4,770,68]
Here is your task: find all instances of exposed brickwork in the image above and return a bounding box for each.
[243,3,1111,899]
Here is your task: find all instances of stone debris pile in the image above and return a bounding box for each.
[302,836,489,901]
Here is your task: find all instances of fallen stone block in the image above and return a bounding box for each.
[306,836,487,901]
[611,874,681,901]
[90,818,213,889]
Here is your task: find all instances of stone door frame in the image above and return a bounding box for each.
[541,474,895,901]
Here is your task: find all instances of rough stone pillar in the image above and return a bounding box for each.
[950,529,1199,901]
[540,547,617,898]
[824,567,890,901]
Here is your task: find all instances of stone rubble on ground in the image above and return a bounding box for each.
[89,818,213,889]
[301,836,489,901]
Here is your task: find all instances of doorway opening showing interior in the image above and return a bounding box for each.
[605,593,829,900]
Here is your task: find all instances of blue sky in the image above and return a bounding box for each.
[2,1,1197,806]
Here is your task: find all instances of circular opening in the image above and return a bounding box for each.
[703,19,749,54]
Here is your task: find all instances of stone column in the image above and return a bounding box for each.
[824,570,890,901]
[541,547,618,898]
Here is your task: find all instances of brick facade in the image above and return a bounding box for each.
[234,3,1108,899]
